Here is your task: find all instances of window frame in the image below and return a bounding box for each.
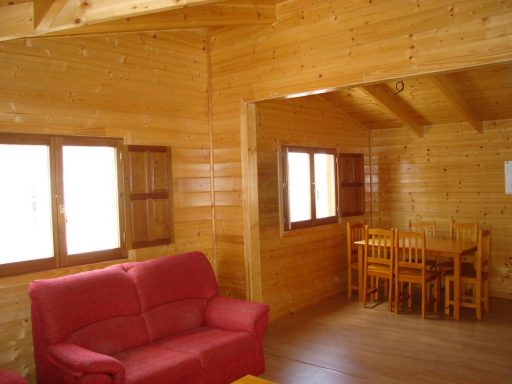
[282,145,338,231]
[0,133,127,277]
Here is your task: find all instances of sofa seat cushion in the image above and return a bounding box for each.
[155,327,255,369]
[114,345,200,384]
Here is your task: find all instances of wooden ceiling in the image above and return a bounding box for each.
[0,0,276,41]
[1,1,510,137]
[319,63,512,136]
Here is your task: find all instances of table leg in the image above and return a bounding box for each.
[454,254,460,320]
[357,245,364,302]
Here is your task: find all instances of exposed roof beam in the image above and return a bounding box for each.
[431,74,483,133]
[44,0,276,38]
[0,0,230,41]
[50,0,226,32]
[34,0,68,31]
[0,2,34,41]
[361,83,426,137]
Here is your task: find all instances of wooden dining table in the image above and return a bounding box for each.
[354,237,477,320]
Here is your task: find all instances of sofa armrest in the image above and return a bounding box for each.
[205,296,269,333]
[48,343,125,384]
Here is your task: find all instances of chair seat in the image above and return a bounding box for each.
[367,263,392,274]
[397,268,437,282]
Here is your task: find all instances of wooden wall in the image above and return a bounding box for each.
[210,0,512,305]
[1,0,512,380]
[371,120,512,299]
[256,97,369,319]
[0,30,210,381]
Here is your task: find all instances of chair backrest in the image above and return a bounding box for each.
[364,226,395,268]
[395,230,426,271]
[409,219,436,239]
[476,229,491,279]
[450,220,478,242]
[346,222,364,260]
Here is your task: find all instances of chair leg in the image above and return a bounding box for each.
[362,271,368,308]
[444,276,451,316]
[405,283,411,309]
[348,267,352,299]
[395,278,400,314]
[476,281,482,320]
[434,277,441,312]
[387,276,393,312]
[421,281,426,319]
[484,279,490,313]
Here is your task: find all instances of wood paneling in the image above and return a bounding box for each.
[256,97,369,319]
[210,0,512,311]
[1,0,512,380]
[0,30,210,381]
[370,121,512,299]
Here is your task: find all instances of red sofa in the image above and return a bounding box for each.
[0,371,28,384]
[28,252,269,384]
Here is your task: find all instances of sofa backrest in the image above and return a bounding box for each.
[29,251,219,355]
[124,252,218,341]
[29,264,149,355]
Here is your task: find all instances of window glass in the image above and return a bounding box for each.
[287,152,311,222]
[63,146,120,255]
[314,153,336,219]
[0,144,54,264]
[283,146,337,230]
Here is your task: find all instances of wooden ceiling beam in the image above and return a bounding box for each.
[431,74,483,133]
[33,0,68,31]
[0,0,275,42]
[49,0,226,32]
[361,83,426,137]
[44,0,276,38]
[0,2,34,41]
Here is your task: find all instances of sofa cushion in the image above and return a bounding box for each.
[143,298,207,341]
[0,370,28,384]
[113,345,200,384]
[29,265,141,344]
[124,252,218,312]
[67,315,149,356]
[155,327,256,369]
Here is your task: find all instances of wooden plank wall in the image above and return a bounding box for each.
[210,0,512,305]
[0,30,210,381]
[256,97,369,319]
[371,121,512,299]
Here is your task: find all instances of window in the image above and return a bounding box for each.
[282,146,337,230]
[338,153,365,216]
[0,133,126,277]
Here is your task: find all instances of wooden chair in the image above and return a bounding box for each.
[450,220,478,265]
[450,220,478,242]
[362,226,395,312]
[394,230,439,318]
[409,219,437,239]
[346,222,364,299]
[409,219,438,270]
[445,229,490,320]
